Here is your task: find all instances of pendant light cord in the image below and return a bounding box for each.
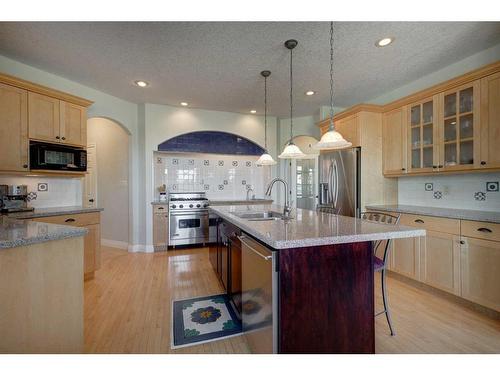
[289,46,294,143]
[264,74,267,150]
[329,21,335,132]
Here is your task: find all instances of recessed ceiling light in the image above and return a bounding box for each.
[180,102,188,106]
[305,90,315,96]
[376,37,394,47]
[250,110,257,114]
[134,80,149,87]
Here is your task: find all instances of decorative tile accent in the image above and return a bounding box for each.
[172,159,179,165]
[157,157,162,164]
[424,183,433,191]
[218,184,224,190]
[246,161,252,167]
[204,160,209,166]
[223,180,228,185]
[172,184,178,191]
[486,181,499,192]
[204,184,210,190]
[232,161,238,167]
[27,192,37,201]
[474,192,486,201]
[188,159,194,165]
[218,161,224,167]
[433,191,442,199]
[241,180,246,185]
[37,183,48,192]
[246,184,252,190]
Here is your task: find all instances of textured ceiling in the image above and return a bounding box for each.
[0,22,499,117]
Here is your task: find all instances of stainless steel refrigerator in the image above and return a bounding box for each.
[317,147,360,217]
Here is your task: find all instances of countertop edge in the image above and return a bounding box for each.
[7,207,104,219]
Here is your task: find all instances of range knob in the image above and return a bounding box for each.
[196,204,201,208]
[171,204,176,209]
[179,204,184,208]
[189,204,193,208]
[203,203,209,208]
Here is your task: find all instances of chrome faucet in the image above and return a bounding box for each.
[246,187,255,201]
[265,178,292,219]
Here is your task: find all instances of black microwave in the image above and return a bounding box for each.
[30,142,87,172]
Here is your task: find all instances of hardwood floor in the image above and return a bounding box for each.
[84,246,500,354]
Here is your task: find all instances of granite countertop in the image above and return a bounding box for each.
[8,206,103,219]
[151,201,169,205]
[209,198,273,205]
[210,204,425,250]
[0,216,88,249]
[365,204,500,224]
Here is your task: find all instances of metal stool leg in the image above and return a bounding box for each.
[381,268,395,336]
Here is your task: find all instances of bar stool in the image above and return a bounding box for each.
[361,211,401,336]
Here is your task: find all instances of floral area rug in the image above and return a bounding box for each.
[171,294,242,348]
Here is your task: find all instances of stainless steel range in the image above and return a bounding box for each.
[169,192,216,247]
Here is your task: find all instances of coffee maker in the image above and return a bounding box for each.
[0,185,34,213]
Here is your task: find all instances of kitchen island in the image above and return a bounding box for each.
[209,204,425,354]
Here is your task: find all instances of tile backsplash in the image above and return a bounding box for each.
[154,152,271,200]
[0,176,82,208]
[398,172,500,212]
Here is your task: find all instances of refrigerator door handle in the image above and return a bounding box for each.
[327,161,334,204]
[332,159,339,209]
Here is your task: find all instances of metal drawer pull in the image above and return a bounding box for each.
[238,235,272,261]
[157,207,164,210]
[414,219,424,224]
[477,227,492,233]
[65,218,76,223]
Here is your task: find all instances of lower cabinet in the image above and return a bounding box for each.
[152,205,169,251]
[420,231,460,295]
[460,236,500,312]
[390,236,420,280]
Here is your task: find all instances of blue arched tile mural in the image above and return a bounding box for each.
[158,131,265,155]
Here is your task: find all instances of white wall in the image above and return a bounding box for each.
[143,103,279,250]
[398,172,500,212]
[87,118,130,246]
[0,54,142,250]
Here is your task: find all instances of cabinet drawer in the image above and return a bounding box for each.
[153,205,168,214]
[461,220,500,242]
[33,212,100,227]
[399,213,460,235]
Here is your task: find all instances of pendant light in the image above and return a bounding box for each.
[314,22,352,150]
[256,70,277,166]
[279,39,306,159]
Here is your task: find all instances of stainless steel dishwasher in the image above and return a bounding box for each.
[238,235,278,354]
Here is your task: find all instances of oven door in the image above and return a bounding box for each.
[169,210,209,245]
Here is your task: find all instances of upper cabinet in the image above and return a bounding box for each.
[28,93,87,147]
[0,72,92,175]
[480,72,500,169]
[382,107,407,175]
[0,83,29,172]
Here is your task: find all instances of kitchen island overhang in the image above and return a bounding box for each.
[210,205,426,354]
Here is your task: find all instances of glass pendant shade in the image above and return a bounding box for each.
[256,152,277,165]
[279,142,306,159]
[314,124,352,150]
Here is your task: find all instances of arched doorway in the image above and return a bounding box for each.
[87,117,131,249]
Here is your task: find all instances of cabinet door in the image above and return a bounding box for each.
[407,96,438,173]
[28,92,60,142]
[391,236,420,280]
[220,239,229,291]
[460,237,500,312]
[0,83,28,171]
[382,107,407,175]
[439,81,480,172]
[84,224,100,274]
[60,101,87,147]
[336,115,359,147]
[230,236,242,313]
[480,72,500,169]
[420,231,460,295]
[153,213,169,250]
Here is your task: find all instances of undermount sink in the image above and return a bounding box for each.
[233,210,285,221]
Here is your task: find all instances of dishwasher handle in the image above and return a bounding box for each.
[238,235,272,261]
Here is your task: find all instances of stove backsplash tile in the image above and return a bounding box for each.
[154,152,271,200]
[398,172,500,212]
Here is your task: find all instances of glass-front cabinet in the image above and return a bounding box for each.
[407,95,438,173]
[438,81,480,171]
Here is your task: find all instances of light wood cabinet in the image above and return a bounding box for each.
[0,83,28,172]
[460,236,500,312]
[28,92,61,142]
[420,230,460,295]
[382,107,407,175]
[480,72,500,169]
[335,115,359,147]
[60,101,87,147]
[391,236,420,280]
[33,212,101,280]
[153,205,169,251]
